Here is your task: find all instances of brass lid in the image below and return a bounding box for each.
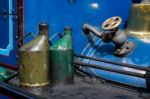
[39,23,49,31]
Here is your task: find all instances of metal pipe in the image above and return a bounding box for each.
[74,54,150,72]
[75,61,145,78]
[83,24,102,38]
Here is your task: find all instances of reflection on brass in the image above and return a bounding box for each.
[20,82,49,87]
[127,4,150,39]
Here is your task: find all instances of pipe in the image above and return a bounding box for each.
[74,54,150,72]
[83,24,102,38]
[74,61,145,78]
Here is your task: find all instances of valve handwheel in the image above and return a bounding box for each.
[102,16,122,30]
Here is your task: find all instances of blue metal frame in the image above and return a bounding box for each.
[0,0,18,67]
[0,0,13,56]
[23,0,132,54]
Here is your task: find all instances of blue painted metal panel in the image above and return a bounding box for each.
[0,0,18,67]
[0,16,9,49]
[81,36,150,88]
[0,0,9,14]
[24,0,132,54]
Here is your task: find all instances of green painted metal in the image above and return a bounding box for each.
[19,23,49,87]
[0,67,7,81]
[49,27,74,86]
[0,67,17,81]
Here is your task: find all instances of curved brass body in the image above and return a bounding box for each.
[127,4,150,39]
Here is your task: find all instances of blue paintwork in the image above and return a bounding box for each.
[0,0,17,67]
[23,0,150,88]
[81,36,150,88]
[24,0,132,54]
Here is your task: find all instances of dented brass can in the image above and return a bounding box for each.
[49,27,74,86]
[127,4,150,39]
[19,23,49,87]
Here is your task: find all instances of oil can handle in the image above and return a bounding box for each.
[18,32,35,47]
[49,32,63,46]
[18,32,33,42]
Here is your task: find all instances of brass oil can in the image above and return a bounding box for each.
[127,3,150,39]
[19,23,49,87]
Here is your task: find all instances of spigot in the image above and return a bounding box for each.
[83,16,135,56]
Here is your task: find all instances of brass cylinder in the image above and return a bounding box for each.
[19,23,49,87]
[127,4,150,39]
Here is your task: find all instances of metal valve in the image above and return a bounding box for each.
[83,16,135,56]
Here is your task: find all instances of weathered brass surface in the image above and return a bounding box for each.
[19,23,49,87]
[102,16,122,30]
[127,4,150,39]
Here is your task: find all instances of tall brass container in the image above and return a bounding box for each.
[19,23,49,87]
[49,27,74,86]
[127,4,150,39]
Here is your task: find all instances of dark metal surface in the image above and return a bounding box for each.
[8,76,150,99]
[0,82,41,99]
[75,61,145,78]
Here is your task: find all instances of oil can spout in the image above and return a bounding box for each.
[39,22,49,36]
